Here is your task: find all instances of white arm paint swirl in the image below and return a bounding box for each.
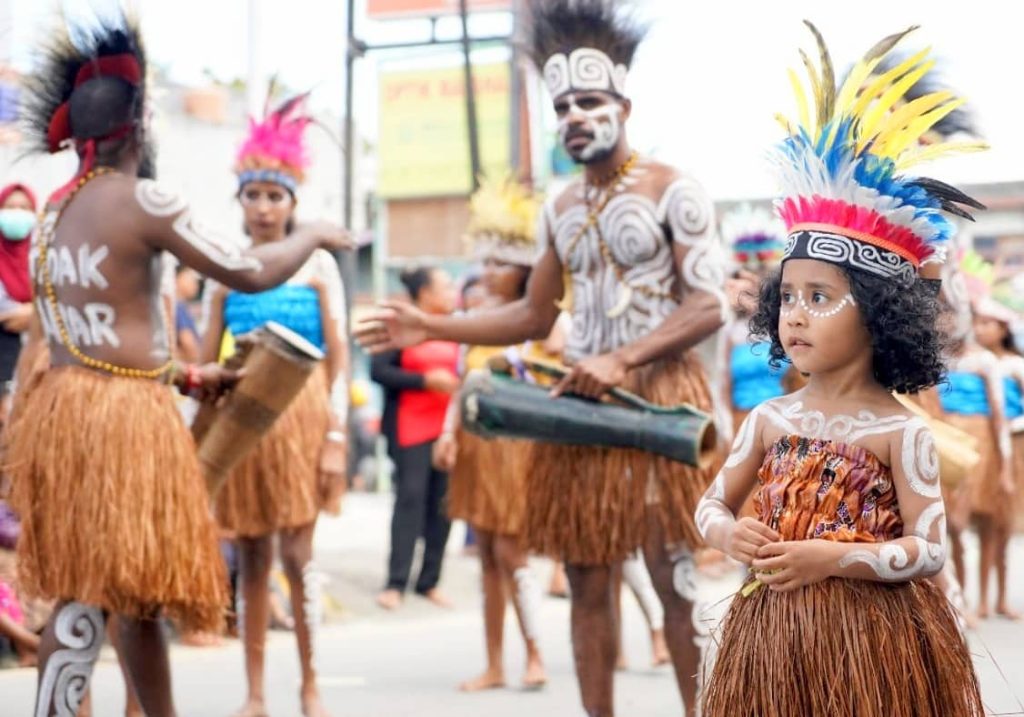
[135,180,263,273]
[695,405,764,549]
[835,420,946,582]
[659,175,730,323]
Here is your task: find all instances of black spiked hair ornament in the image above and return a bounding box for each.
[526,0,648,99]
[22,11,147,204]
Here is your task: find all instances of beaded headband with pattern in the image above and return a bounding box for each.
[775,22,986,285]
[464,175,540,267]
[527,0,646,100]
[235,88,313,194]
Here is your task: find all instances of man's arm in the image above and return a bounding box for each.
[617,174,729,369]
[357,246,563,352]
[134,180,348,293]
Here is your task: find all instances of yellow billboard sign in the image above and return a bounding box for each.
[378,62,510,198]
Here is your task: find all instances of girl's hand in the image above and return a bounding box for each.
[725,517,780,565]
[751,540,839,592]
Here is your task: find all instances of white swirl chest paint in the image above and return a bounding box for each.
[550,191,678,360]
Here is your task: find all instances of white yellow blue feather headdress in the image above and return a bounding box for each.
[774,22,987,285]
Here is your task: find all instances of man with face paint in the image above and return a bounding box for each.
[7,13,349,717]
[357,2,726,714]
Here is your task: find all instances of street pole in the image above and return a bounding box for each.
[508,0,521,173]
[340,0,357,322]
[245,0,265,117]
[459,0,483,191]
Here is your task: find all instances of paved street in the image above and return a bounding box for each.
[2,493,1022,716]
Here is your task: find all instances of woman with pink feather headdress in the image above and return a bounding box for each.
[200,90,349,717]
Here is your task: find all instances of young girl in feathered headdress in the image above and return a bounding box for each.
[696,23,984,716]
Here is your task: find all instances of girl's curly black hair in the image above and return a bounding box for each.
[749,265,948,394]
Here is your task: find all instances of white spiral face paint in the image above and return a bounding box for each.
[556,95,621,163]
[779,289,856,320]
[35,603,104,717]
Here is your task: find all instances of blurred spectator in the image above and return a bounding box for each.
[372,266,458,611]
[174,265,202,363]
[0,183,37,421]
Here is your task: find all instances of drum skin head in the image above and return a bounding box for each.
[263,321,325,361]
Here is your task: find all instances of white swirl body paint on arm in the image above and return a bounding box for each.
[695,404,764,547]
[836,419,946,582]
[658,175,730,323]
[135,180,263,273]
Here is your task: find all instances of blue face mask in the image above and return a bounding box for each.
[0,209,35,241]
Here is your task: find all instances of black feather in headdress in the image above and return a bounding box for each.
[21,10,147,156]
[871,51,978,139]
[525,0,648,72]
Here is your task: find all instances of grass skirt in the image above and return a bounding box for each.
[702,577,983,716]
[524,353,715,565]
[448,429,527,536]
[215,366,330,537]
[941,413,1002,524]
[5,366,227,632]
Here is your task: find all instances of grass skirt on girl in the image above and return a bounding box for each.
[215,366,330,538]
[703,435,982,717]
[448,430,528,537]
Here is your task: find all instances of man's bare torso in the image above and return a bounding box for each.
[544,158,723,361]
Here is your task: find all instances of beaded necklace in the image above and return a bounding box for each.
[36,167,175,380]
[560,151,675,315]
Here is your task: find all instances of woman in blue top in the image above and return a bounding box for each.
[715,206,795,443]
[201,93,349,717]
[938,259,1013,619]
[969,293,1022,619]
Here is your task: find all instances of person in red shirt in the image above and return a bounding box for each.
[374,267,458,610]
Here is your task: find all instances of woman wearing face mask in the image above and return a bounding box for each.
[200,92,349,717]
[0,183,38,394]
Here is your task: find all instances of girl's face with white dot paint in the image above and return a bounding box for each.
[778,259,871,376]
